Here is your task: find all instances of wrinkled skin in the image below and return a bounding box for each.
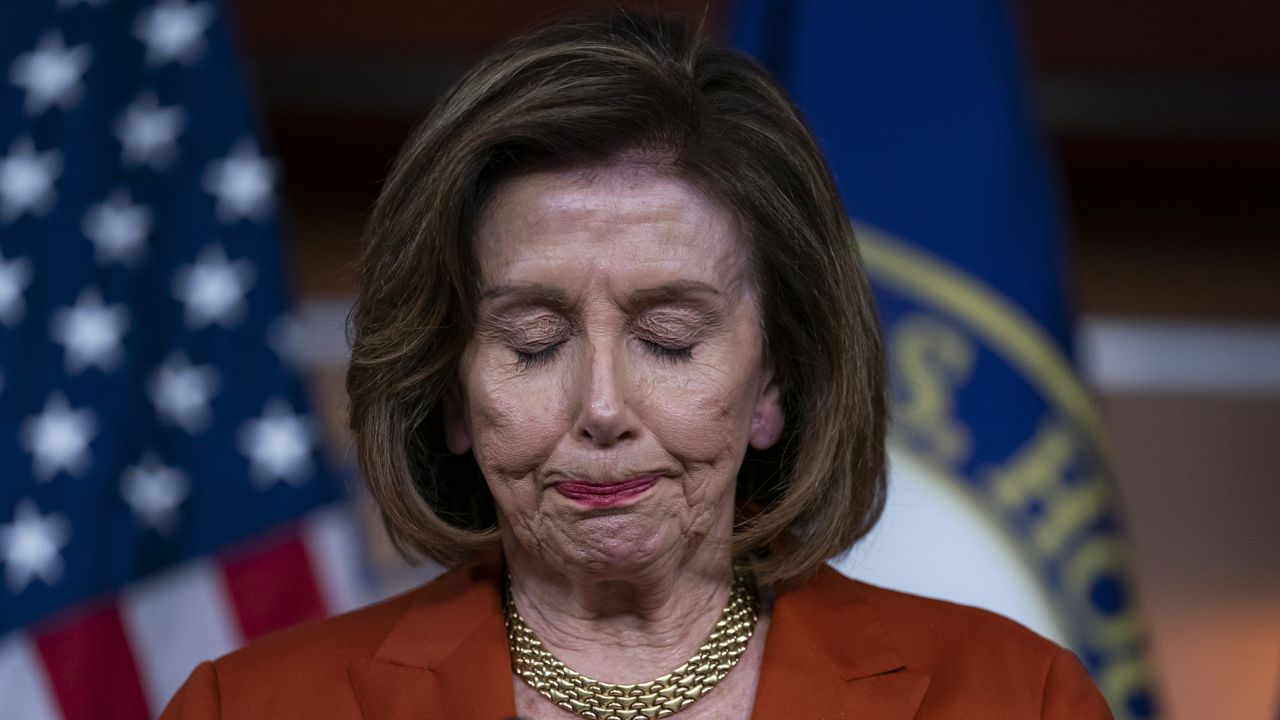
[445,166,782,708]
[449,164,782,587]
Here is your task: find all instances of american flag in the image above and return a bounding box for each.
[0,2,367,717]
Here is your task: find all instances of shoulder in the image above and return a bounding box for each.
[786,564,1061,659]
[841,572,1061,666]
[213,577,415,678]
[160,564,488,719]
[775,566,1112,718]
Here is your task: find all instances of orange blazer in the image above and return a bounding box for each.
[161,562,1113,719]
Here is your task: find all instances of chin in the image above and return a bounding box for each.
[554,514,687,579]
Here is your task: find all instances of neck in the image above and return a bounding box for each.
[501,530,737,684]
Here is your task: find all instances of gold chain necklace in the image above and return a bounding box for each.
[503,573,759,720]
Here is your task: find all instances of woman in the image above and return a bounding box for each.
[163,11,1112,720]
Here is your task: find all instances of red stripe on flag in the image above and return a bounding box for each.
[221,531,327,641]
[34,603,151,720]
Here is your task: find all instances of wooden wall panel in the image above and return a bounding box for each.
[1021,0,1280,75]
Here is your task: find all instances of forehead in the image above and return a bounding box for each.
[473,166,750,291]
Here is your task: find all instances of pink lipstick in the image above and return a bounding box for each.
[553,476,659,508]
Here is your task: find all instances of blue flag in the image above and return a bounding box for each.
[735,2,1156,718]
[1,2,348,716]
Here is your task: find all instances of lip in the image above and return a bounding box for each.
[552,475,660,508]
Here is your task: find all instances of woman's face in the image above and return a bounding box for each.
[448,166,783,579]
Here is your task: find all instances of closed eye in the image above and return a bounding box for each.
[643,340,694,363]
[514,343,563,370]
[630,307,709,364]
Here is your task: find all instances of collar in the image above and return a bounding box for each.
[750,564,930,718]
[346,562,929,720]
[347,562,517,720]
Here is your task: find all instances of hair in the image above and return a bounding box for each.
[346,9,886,585]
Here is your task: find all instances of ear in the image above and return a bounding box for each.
[748,378,783,450]
[442,383,472,455]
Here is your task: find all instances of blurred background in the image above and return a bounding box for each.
[226,1,1280,716]
[2,1,1277,719]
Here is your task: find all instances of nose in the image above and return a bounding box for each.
[572,340,639,447]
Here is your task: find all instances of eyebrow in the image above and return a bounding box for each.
[481,283,571,310]
[480,280,723,311]
[626,280,722,308]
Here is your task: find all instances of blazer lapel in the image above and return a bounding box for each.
[348,563,517,720]
[751,566,929,720]
[345,562,927,720]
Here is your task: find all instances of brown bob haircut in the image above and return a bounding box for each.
[346,10,886,585]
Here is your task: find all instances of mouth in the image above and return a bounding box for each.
[552,475,660,508]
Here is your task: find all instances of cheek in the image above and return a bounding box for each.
[463,357,572,479]
[639,358,759,469]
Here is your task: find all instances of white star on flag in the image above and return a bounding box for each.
[20,394,99,481]
[8,31,92,116]
[49,288,131,374]
[0,137,62,222]
[237,398,317,488]
[203,139,276,223]
[172,245,255,328]
[115,92,186,170]
[121,453,190,534]
[0,499,72,594]
[83,188,153,265]
[0,252,34,327]
[148,352,220,433]
[133,0,214,66]
[267,313,306,367]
